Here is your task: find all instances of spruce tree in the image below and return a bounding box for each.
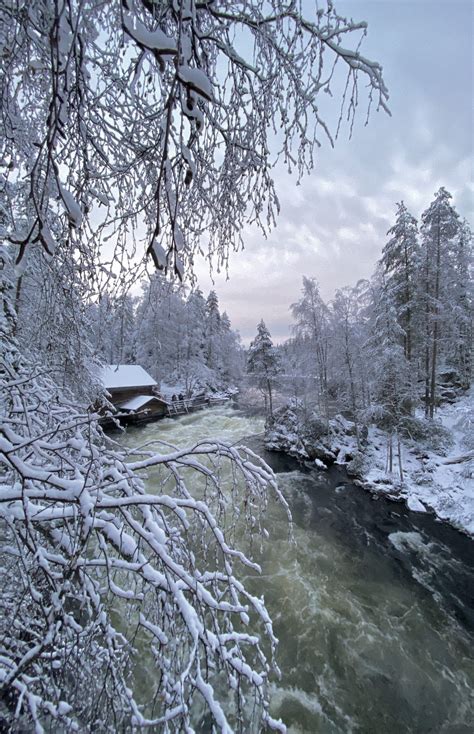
[204,291,221,372]
[419,187,460,417]
[381,201,419,362]
[247,320,280,419]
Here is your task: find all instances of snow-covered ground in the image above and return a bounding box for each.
[265,392,474,537]
[357,392,474,536]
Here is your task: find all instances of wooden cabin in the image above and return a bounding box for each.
[100,365,169,424]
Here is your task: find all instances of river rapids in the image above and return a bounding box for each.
[118,406,474,733]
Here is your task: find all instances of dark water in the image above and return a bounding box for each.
[245,437,474,733]
[120,408,474,733]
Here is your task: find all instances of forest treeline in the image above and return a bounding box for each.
[13,252,243,396]
[88,280,244,390]
[12,187,471,430]
[272,188,472,443]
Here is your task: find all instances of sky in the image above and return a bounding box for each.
[194,0,473,344]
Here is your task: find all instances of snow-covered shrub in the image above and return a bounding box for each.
[265,403,345,465]
[264,404,307,460]
[299,412,328,446]
[346,451,369,478]
[399,416,454,454]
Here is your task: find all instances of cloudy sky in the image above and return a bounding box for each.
[194,0,473,344]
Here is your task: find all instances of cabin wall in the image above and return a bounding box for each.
[140,402,167,417]
[124,400,168,425]
[107,386,155,404]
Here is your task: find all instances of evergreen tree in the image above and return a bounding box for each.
[219,311,244,385]
[381,201,419,362]
[368,270,414,477]
[134,274,185,381]
[204,290,222,372]
[330,283,370,444]
[185,288,207,364]
[247,320,280,419]
[419,187,460,417]
[291,277,330,420]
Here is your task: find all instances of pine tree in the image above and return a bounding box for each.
[291,277,330,420]
[247,320,280,419]
[381,201,419,362]
[419,187,460,417]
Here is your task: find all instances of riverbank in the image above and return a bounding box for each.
[264,391,474,537]
[116,406,474,733]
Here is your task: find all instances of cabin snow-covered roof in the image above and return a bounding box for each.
[119,395,167,411]
[100,365,157,390]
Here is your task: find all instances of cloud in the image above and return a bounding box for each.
[194,1,473,345]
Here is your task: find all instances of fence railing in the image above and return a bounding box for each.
[167,395,230,416]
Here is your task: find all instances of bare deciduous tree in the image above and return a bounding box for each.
[1,1,388,729]
[2,0,388,277]
[1,285,290,730]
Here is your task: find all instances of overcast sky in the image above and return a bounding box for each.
[194,0,473,344]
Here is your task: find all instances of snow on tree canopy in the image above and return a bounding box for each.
[178,65,213,100]
[123,12,177,54]
[59,184,83,227]
[2,0,389,272]
[100,364,157,389]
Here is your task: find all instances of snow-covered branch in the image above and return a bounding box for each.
[0,344,289,731]
[1,0,388,280]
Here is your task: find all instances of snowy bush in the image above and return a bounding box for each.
[265,403,344,466]
[346,451,369,479]
[399,417,453,455]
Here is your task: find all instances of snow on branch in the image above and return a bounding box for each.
[0,348,289,731]
[1,0,388,280]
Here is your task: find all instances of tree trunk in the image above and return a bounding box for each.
[267,378,273,420]
[429,214,442,419]
[430,321,438,419]
[397,435,404,482]
[12,275,23,336]
[403,239,412,363]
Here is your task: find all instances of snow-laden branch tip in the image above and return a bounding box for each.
[3,0,388,274]
[0,347,291,731]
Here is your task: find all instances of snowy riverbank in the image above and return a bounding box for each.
[264,392,474,537]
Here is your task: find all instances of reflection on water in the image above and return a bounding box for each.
[119,407,474,733]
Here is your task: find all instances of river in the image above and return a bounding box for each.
[119,406,474,733]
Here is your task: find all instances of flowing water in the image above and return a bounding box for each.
[119,406,474,733]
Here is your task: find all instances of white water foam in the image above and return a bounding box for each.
[388,531,434,554]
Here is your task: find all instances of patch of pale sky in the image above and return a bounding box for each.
[191,1,473,344]
[108,0,471,344]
